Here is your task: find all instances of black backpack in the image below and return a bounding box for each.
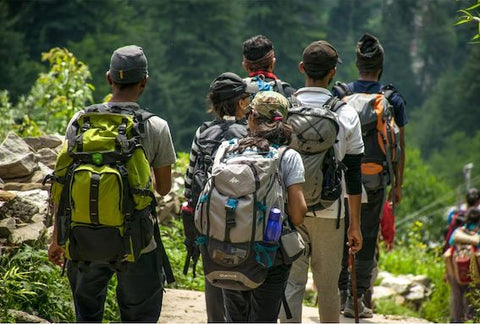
[190,119,247,207]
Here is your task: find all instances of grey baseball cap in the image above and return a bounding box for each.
[109,45,148,84]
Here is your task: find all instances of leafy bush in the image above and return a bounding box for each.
[377,221,450,322]
[0,244,75,322]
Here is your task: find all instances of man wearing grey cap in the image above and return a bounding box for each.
[48,45,176,322]
[334,33,407,318]
[279,40,364,323]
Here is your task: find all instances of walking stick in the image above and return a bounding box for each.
[350,251,360,323]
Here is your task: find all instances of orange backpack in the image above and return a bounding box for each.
[334,82,400,191]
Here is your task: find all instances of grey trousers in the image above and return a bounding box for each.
[279,217,345,323]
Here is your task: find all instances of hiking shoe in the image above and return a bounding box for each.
[343,296,373,318]
[340,290,348,312]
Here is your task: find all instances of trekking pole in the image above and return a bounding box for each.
[349,251,360,323]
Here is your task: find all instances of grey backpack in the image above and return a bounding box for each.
[287,96,344,211]
[194,139,287,290]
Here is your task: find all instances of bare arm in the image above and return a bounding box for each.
[153,165,173,196]
[48,204,65,267]
[347,194,363,254]
[287,184,307,226]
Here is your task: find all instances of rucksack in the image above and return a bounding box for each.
[244,74,289,97]
[190,119,247,207]
[333,82,400,191]
[287,96,344,212]
[46,104,160,267]
[194,139,288,290]
[445,244,480,285]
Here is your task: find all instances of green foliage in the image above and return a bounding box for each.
[0,90,14,140]
[378,222,450,322]
[456,0,480,43]
[161,219,205,291]
[0,244,75,322]
[14,47,94,137]
[395,147,455,243]
[375,298,419,318]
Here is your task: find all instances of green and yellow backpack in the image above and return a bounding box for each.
[47,104,157,266]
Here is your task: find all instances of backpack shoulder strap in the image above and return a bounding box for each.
[380,84,398,101]
[332,81,352,99]
[274,79,287,97]
[324,96,346,113]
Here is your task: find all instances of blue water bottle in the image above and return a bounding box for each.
[264,208,282,242]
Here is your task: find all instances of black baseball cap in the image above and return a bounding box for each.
[209,72,254,104]
[302,40,342,72]
[109,45,148,84]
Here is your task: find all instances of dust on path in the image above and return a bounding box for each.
[158,288,431,323]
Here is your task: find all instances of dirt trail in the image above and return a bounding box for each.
[158,288,430,323]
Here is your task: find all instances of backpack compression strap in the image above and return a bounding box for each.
[332,82,352,99]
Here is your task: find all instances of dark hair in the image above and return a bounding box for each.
[466,188,480,207]
[207,92,247,118]
[112,80,143,90]
[303,67,331,81]
[234,114,292,153]
[466,207,480,225]
[243,35,273,61]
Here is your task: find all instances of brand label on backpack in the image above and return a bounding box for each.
[49,104,156,265]
[194,140,287,290]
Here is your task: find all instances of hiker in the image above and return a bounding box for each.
[242,34,296,98]
[445,188,480,322]
[182,72,253,322]
[334,33,408,318]
[47,45,176,322]
[195,90,307,322]
[279,40,364,323]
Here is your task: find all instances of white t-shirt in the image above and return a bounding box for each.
[294,87,364,219]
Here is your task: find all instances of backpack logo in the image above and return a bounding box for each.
[194,140,287,290]
[229,176,240,184]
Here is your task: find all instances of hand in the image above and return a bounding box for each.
[389,185,402,205]
[385,242,394,252]
[48,241,65,267]
[347,224,363,254]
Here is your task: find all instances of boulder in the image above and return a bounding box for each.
[379,274,411,295]
[0,194,40,222]
[0,132,38,179]
[0,217,16,238]
[23,134,63,151]
[35,148,58,169]
[9,221,46,244]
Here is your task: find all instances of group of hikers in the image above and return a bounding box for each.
[443,188,480,322]
[45,33,412,323]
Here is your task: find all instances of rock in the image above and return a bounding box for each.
[23,134,63,152]
[405,283,427,302]
[9,221,46,244]
[0,132,38,179]
[0,189,16,201]
[0,177,4,190]
[35,148,58,169]
[7,309,50,323]
[380,274,412,295]
[373,285,396,300]
[0,195,40,222]
[14,189,49,216]
[4,182,46,191]
[0,217,16,238]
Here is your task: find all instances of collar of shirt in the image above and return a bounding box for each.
[294,87,332,105]
[104,101,140,110]
[353,80,382,93]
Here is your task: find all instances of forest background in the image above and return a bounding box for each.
[0,0,480,322]
[2,0,479,240]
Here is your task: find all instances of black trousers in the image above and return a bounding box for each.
[223,264,290,323]
[205,279,226,322]
[67,250,163,322]
[338,188,386,296]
